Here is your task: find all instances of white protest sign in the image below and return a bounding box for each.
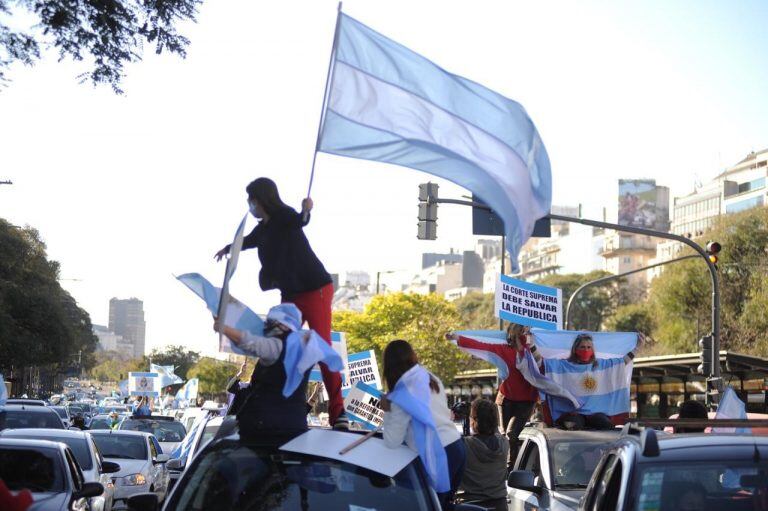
[495,274,562,330]
[343,381,384,431]
[342,350,382,397]
[129,372,159,397]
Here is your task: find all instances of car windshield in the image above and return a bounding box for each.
[121,419,186,443]
[0,447,64,492]
[635,461,768,511]
[51,407,68,419]
[168,444,434,511]
[0,410,64,430]
[89,417,114,430]
[550,438,615,487]
[91,434,148,460]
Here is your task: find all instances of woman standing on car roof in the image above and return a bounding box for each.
[445,323,537,469]
[214,177,346,430]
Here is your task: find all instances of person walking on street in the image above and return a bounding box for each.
[214,177,347,429]
[446,323,537,469]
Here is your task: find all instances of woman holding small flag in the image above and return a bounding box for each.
[214,177,347,429]
[379,340,465,510]
[445,323,537,469]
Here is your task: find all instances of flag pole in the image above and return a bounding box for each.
[305,2,343,209]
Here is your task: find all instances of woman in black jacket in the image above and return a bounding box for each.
[215,177,346,428]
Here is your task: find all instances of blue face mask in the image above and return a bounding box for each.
[248,201,258,217]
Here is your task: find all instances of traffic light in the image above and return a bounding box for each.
[698,334,714,376]
[417,182,438,240]
[706,240,721,266]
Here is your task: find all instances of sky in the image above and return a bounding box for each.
[1,1,768,357]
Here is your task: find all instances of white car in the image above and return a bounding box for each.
[89,430,169,511]
[118,416,187,455]
[0,428,121,511]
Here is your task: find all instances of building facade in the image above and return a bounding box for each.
[108,297,146,359]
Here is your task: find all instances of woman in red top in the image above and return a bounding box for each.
[446,323,536,469]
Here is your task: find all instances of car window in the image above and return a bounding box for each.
[551,440,612,488]
[64,447,84,491]
[520,441,541,478]
[149,437,159,457]
[636,460,768,511]
[90,438,103,471]
[2,410,64,429]
[0,447,65,492]
[7,435,94,471]
[195,424,221,454]
[167,444,434,511]
[52,407,69,419]
[91,434,148,460]
[588,454,618,511]
[121,419,186,442]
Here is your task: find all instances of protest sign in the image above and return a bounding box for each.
[495,274,562,330]
[343,381,384,431]
[342,350,382,397]
[129,372,159,397]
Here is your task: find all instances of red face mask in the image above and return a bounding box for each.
[576,348,594,362]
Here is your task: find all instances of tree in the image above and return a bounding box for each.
[648,206,768,354]
[537,271,618,331]
[0,219,98,372]
[148,345,200,380]
[0,0,201,92]
[454,292,497,330]
[333,292,476,384]
[603,303,656,345]
[187,357,238,397]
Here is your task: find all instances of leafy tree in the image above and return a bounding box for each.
[537,270,617,331]
[187,357,238,397]
[603,303,656,353]
[148,344,200,380]
[0,0,201,92]
[333,293,474,385]
[0,219,97,372]
[453,292,497,330]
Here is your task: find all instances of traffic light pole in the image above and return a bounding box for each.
[564,254,699,329]
[548,213,722,394]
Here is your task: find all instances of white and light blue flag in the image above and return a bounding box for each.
[175,378,199,402]
[0,373,7,411]
[521,330,637,421]
[177,273,265,355]
[151,364,183,388]
[283,331,344,397]
[118,379,129,397]
[453,330,510,379]
[714,387,748,433]
[318,14,552,272]
[387,364,450,493]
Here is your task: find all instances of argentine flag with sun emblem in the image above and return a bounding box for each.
[522,330,637,422]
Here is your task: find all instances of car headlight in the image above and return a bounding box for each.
[121,473,147,486]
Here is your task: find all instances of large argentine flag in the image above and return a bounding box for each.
[151,364,183,388]
[523,330,637,421]
[318,14,551,272]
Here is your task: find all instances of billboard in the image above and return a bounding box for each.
[618,179,668,230]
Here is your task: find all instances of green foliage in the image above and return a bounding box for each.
[603,303,655,336]
[537,270,617,330]
[649,207,768,354]
[0,0,201,92]
[88,351,148,382]
[187,357,238,396]
[149,345,200,380]
[453,292,497,329]
[333,293,473,385]
[0,219,98,372]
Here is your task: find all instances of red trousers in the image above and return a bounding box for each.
[285,283,343,423]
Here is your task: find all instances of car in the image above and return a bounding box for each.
[69,402,96,420]
[0,404,66,430]
[89,414,122,430]
[50,405,72,428]
[89,430,170,510]
[165,415,224,491]
[579,426,768,511]
[0,437,105,510]
[119,416,186,454]
[125,427,448,511]
[506,425,621,511]
[0,428,122,511]
[6,398,47,406]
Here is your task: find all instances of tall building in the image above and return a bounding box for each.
[422,251,463,269]
[108,297,146,358]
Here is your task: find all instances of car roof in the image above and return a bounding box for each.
[6,399,46,406]
[89,429,153,438]
[0,437,67,451]
[123,415,178,422]
[0,428,90,439]
[620,431,768,463]
[522,425,621,443]
[1,404,60,413]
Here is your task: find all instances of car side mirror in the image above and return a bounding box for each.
[127,493,159,511]
[507,470,542,494]
[74,481,104,499]
[101,461,121,474]
[154,454,170,464]
[167,458,186,471]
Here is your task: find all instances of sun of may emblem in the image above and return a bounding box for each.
[581,374,598,393]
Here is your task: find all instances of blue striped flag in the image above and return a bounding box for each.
[387,365,450,493]
[151,364,183,388]
[283,331,344,397]
[318,14,551,273]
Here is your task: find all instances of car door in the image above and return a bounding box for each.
[509,438,545,511]
[583,454,624,511]
[65,447,90,511]
[91,437,115,511]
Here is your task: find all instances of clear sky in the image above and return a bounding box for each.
[1,1,767,357]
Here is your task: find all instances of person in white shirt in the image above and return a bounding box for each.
[379,339,465,510]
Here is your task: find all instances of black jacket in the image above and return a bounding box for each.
[233,206,331,299]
